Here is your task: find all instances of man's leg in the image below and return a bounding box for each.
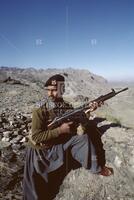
[23,147,50,200]
[86,121,114,176]
[86,120,106,168]
[63,134,104,173]
[63,134,90,169]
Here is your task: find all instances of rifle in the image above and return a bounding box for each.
[48,87,128,130]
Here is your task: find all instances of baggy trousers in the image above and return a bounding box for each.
[23,134,103,200]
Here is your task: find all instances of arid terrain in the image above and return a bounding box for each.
[0,67,134,200]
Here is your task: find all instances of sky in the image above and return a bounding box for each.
[0,0,134,82]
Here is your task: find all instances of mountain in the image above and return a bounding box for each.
[0,66,109,98]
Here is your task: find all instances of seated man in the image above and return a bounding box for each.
[23,74,113,200]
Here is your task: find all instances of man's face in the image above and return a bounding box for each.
[46,82,65,101]
[47,85,58,100]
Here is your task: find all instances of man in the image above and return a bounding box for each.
[23,74,113,200]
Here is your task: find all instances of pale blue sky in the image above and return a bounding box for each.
[0,0,134,81]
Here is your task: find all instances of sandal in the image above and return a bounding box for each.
[99,166,114,176]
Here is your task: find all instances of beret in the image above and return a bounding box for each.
[44,74,65,87]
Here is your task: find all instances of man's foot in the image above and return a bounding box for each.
[99,166,114,176]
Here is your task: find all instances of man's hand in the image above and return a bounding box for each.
[85,101,104,113]
[58,122,73,135]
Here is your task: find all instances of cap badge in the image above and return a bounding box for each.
[51,80,57,85]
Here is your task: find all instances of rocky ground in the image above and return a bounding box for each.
[0,67,134,200]
[56,123,134,200]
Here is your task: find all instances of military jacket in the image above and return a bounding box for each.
[28,97,74,148]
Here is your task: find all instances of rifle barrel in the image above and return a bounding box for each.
[115,87,128,94]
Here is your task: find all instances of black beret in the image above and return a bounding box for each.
[44,74,65,87]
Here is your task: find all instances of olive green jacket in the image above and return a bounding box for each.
[28,98,73,148]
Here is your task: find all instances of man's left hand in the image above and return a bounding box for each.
[85,101,104,113]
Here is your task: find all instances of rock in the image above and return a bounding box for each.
[0,142,15,163]
[1,137,10,142]
[3,131,11,138]
[0,141,11,149]
[114,155,122,168]
[20,137,26,143]
[10,135,23,144]
[13,130,19,136]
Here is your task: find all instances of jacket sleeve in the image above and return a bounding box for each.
[31,108,60,144]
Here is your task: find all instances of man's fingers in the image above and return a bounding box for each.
[98,101,104,106]
[67,121,73,125]
[88,101,102,112]
[85,109,91,114]
[89,102,98,109]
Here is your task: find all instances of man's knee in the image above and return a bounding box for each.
[71,134,89,145]
[63,134,89,151]
[70,134,89,168]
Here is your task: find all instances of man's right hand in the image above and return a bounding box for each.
[58,122,73,135]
